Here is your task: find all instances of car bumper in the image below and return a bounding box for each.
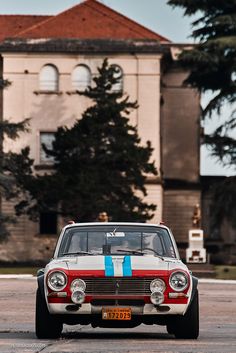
[48,302,188,316]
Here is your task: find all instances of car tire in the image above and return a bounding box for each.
[166,323,175,335]
[172,289,199,339]
[35,288,63,339]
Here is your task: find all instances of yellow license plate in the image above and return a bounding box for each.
[102,308,131,320]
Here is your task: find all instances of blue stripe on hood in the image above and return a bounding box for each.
[105,256,114,276]
[123,256,132,276]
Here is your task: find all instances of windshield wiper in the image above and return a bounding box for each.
[61,251,94,256]
[117,249,165,260]
[117,249,144,255]
[153,254,165,261]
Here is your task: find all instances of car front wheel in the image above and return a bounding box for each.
[167,289,199,339]
[35,288,63,339]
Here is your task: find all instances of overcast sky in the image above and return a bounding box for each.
[0,0,234,176]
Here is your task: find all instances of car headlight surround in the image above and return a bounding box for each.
[47,270,67,291]
[169,271,189,292]
[150,278,166,293]
[70,279,86,292]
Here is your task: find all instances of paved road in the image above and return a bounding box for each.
[0,278,236,353]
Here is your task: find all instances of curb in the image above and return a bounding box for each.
[199,278,236,284]
[0,274,34,279]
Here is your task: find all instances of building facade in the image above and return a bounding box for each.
[0,0,201,263]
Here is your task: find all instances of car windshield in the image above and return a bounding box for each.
[57,225,176,258]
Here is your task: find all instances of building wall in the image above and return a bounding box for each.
[161,67,201,182]
[161,65,201,246]
[163,189,201,244]
[0,200,56,263]
[0,52,163,262]
[3,53,162,168]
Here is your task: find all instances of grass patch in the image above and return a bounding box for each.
[215,266,236,280]
[0,267,40,275]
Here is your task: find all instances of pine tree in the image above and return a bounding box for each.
[168,0,236,228]
[168,0,236,116]
[26,59,157,222]
[0,78,33,240]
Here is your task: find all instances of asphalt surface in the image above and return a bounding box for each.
[0,277,236,353]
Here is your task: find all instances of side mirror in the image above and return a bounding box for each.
[37,268,45,277]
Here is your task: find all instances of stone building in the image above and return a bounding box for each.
[0,0,201,263]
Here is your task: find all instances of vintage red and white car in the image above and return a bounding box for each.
[36,222,199,339]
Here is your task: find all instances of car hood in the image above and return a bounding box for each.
[46,255,188,277]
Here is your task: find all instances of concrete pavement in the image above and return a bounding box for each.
[0,278,236,352]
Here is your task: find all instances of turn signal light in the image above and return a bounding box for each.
[168,293,188,299]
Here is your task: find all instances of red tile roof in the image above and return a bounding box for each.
[15,0,170,42]
[0,15,51,41]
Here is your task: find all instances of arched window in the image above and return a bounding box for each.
[72,65,91,91]
[39,64,59,91]
[111,64,123,92]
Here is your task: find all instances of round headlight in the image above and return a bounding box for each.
[169,271,189,292]
[150,291,164,305]
[150,279,166,293]
[47,270,67,291]
[70,279,86,292]
[71,290,85,304]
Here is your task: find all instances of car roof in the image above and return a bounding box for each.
[54,222,179,259]
[63,222,169,231]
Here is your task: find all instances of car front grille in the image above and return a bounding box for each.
[91,299,145,306]
[84,277,154,295]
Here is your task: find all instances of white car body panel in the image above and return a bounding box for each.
[43,223,195,318]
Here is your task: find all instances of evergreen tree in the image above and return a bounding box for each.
[0,77,33,240]
[0,118,33,240]
[168,0,236,117]
[25,59,157,222]
[168,0,236,228]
